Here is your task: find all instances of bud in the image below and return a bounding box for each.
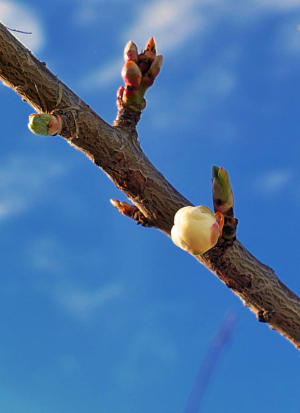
[138,37,157,73]
[212,166,234,215]
[124,40,138,62]
[121,60,142,89]
[28,113,62,136]
[144,37,156,59]
[143,55,163,87]
[171,206,223,255]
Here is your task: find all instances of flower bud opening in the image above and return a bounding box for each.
[171,205,222,255]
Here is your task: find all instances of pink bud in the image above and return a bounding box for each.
[123,40,138,62]
[121,61,142,89]
[142,55,163,87]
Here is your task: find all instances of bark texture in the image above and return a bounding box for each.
[0,23,299,348]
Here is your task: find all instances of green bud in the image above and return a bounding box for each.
[212,166,234,215]
[28,113,62,136]
[28,113,50,135]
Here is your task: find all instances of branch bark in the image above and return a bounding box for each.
[1,23,299,349]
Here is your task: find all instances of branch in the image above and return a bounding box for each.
[0,23,299,349]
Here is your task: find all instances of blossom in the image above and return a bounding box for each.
[171,206,223,255]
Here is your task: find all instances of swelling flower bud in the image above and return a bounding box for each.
[121,60,142,89]
[123,40,138,62]
[144,37,156,59]
[171,206,223,255]
[143,55,163,87]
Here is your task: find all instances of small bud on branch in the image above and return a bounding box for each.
[212,166,234,216]
[171,206,224,255]
[28,113,62,136]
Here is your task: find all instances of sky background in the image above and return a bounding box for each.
[0,0,300,412]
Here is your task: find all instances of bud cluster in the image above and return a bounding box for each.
[117,37,163,112]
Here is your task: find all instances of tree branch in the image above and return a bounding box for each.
[0,23,299,349]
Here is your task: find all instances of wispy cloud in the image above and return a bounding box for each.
[72,0,132,26]
[25,236,68,275]
[81,0,300,91]
[81,58,122,89]
[0,1,45,53]
[0,154,65,221]
[55,283,123,320]
[24,234,123,320]
[81,0,204,90]
[124,0,204,53]
[274,18,300,58]
[255,169,293,194]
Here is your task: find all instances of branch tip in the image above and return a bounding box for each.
[110,199,152,227]
[114,37,163,127]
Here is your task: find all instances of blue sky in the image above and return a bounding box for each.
[0,0,300,412]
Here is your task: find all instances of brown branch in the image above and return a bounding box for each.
[0,23,300,349]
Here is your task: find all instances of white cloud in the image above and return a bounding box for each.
[55,283,123,320]
[82,0,300,91]
[255,169,293,194]
[0,0,45,53]
[81,0,204,90]
[0,154,65,220]
[73,0,132,26]
[80,58,122,89]
[125,0,204,53]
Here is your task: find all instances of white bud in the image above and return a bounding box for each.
[171,206,221,255]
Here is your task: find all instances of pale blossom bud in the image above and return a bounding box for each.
[171,206,223,255]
